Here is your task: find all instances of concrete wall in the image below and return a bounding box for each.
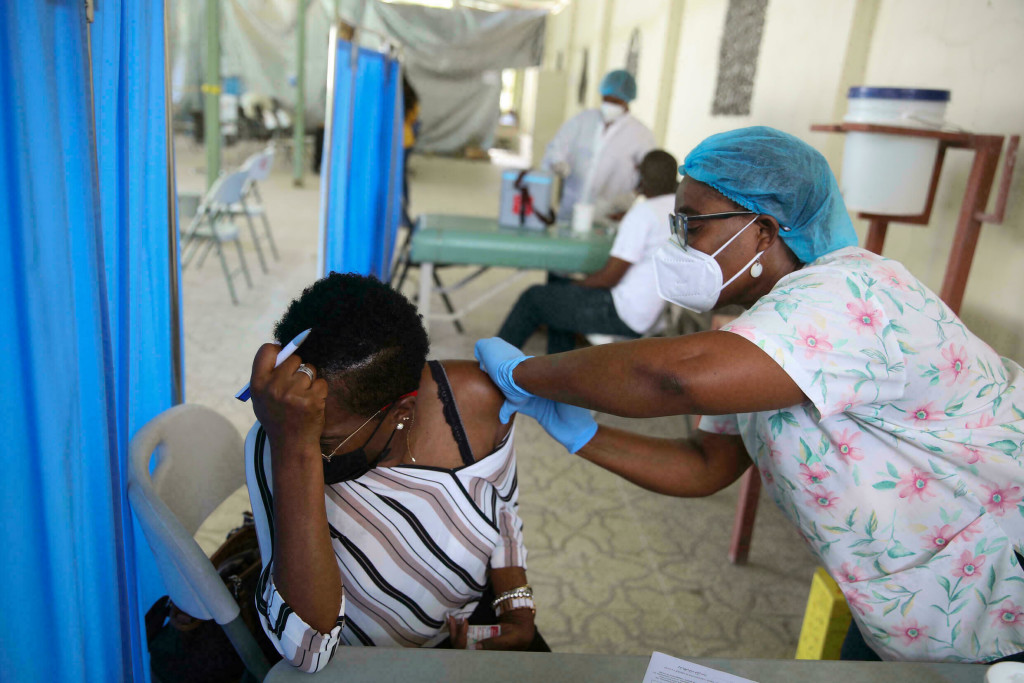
[539,0,1024,361]
[606,0,671,129]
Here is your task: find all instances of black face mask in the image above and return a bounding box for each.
[322,409,400,485]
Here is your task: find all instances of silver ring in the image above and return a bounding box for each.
[296,364,314,381]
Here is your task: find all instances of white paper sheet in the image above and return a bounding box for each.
[641,652,757,683]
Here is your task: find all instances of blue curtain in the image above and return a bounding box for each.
[0,2,178,680]
[320,40,404,279]
[0,3,131,680]
[91,0,179,680]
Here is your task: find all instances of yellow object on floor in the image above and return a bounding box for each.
[796,567,852,660]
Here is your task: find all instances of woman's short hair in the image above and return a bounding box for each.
[274,272,430,415]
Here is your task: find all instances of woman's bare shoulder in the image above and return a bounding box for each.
[435,360,511,455]
[436,360,506,413]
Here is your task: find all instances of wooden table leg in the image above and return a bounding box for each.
[940,138,1002,315]
[729,466,762,565]
[863,218,889,255]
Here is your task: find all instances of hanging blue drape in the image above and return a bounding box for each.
[0,3,130,680]
[91,0,179,680]
[320,39,404,279]
[0,1,178,680]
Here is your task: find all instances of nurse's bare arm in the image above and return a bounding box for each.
[577,426,751,497]
[515,330,807,418]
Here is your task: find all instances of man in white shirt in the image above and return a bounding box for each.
[497,150,678,355]
[542,70,656,222]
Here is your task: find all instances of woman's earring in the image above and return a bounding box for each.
[396,423,404,430]
[750,259,763,278]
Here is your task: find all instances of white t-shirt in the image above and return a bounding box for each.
[609,194,674,333]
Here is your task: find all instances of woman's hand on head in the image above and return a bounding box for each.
[249,343,328,449]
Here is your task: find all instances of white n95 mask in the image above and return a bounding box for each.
[600,102,626,123]
[653,215,764,313]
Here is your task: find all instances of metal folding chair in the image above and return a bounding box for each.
[181,171,254,305]
[233,147,280,268]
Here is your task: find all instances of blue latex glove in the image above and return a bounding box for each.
[473,337,538,424]
[516,396,598,454]
[474,337,598,453]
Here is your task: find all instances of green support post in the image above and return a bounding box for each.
[293,0,307,186]
[204,0,221,188]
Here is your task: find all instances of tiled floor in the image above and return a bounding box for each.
[179,140,819,660]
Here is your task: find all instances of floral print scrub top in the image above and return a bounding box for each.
[700,247,1024,662]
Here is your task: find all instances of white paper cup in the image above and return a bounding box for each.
[572,202,594,234]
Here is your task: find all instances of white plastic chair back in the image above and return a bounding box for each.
[208,170,248,209]
[127,404,246,623]
[242,148,274,183]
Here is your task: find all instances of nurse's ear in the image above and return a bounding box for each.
[753,214,783,254]
[755,215,802,273]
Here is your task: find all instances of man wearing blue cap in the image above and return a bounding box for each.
[477,126,1024,664]
[541,69,656,222]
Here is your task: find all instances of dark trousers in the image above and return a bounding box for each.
[497,280,640,355]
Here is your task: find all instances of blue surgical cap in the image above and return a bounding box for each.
[682,126,858,263]
[599,70,637,103]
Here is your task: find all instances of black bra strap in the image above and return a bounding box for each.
[427,360,475,466]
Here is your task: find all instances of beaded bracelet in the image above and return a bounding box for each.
[492,585,535,616]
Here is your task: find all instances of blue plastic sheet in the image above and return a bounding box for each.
[320,41,404,280]
[0,2,177,680]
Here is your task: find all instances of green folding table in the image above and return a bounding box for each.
[409,213,614,333]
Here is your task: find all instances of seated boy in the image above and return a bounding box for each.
[497,150,678,354]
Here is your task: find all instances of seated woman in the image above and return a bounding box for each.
[244,273,545,672]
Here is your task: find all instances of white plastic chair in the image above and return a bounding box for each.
[181,171,255,304]
[585,303,678,347]
[128,403,270,682]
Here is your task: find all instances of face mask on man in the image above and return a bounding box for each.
[653,215,764,313]
[600,102,626,123]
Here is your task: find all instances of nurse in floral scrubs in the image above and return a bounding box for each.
[474,127,1024,663]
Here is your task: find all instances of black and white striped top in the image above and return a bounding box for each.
[244,367,525,673]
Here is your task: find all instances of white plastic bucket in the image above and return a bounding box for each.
[840,87,951,215]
